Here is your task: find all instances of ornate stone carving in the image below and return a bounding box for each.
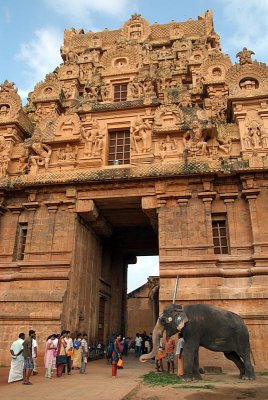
[30,132,52,172]
[61,80,78,100]
[154,104,184,132]
[159,135,177,161]
[0,136,10,178]
[183,119,209,156]
[200,54,232,84]
[226,61,268,98]
[53,113,81,138]
[236,47,255,65]
[57,144,78,161]
[34,73,63,101]
[0,80,21,121]
[244,111,268,150]
[58,63,79,80]
[121,14,151,41]
[81,119,105,158]
[131,116,152,153]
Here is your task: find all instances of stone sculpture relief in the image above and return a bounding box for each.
[30,133,52,171]
[81,119,105,158]
[0,137,10,178]
[131,116,152,153]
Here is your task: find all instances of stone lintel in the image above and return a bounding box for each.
[22,202,40,211]
[6,205,24,214]
[241,188,261,199]
[76,199,99,221]
[197,191,217,202]
[43,200,62,212]
[219,192,239,202]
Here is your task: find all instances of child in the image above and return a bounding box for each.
[165,337,175,373]
[155,346,165,372]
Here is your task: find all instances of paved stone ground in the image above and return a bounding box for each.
[0,353,153,400]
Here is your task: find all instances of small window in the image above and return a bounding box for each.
[113,83,128,102]
[108,130,130,165]
[212,216,229,255]
[13,223,28,261]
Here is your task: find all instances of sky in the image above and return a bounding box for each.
[1,0,268,292]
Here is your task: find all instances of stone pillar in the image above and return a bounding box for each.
[242,188,261,254]
[220,193,239,255]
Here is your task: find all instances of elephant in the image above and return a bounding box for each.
[140,303,255,380]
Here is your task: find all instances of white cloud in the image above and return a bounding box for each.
[16,27,62,100]
[221,0,268,62]
[127,256,159,293]
[44,0,135,21]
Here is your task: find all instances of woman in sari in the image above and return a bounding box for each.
[72,333,82,370]
[44,334,57,378]
[111,333,123,377]
[56,330,67,377]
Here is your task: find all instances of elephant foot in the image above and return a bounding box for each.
[181,376,195,382]
[241,375,256,380]
[193,373,203,380]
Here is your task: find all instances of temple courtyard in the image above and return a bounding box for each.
[1,354,267,400]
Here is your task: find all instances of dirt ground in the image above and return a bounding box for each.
[123,373,268,400]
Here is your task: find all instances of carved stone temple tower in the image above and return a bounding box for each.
[0,11,267,369]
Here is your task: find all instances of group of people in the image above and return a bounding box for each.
[8,328,185,384]
[155,332,184,376]
[134,332,152,357]
[8,329,89,385]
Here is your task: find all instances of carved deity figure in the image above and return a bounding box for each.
[0,105,10,117]
[178,92,192,108]
[0,136,10,178]
[82,119,104,157]
[129,77,143,99]
[57,144,78,161]
[160,135,177,160]
[183,120,208,156]
[30,133,52,170]
[100,83,111,101]
[131,116,152,153]
[236,47,255,65]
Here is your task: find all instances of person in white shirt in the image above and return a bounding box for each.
[32,333,38,375]
[134,333,142,357]
[8,333,25,383]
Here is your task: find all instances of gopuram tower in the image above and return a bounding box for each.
[0,11,267,369]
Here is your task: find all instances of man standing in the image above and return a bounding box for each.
[176,332,185,377]
[32,333,38,375]
[65,330,73,375]
[80,333,88,374]
[22,329,35,385]
[8,333,25,383]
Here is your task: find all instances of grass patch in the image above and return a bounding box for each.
[142,372,182,386]
[256,371,268,376]
[173,384,215,390]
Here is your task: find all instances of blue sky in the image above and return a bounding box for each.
[1,0,268,292]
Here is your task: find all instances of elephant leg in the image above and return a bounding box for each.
[192,349,202,380]
[224,351,245,378]
[240,349,255,380]
[182,343,196,380]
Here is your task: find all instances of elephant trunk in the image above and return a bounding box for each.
[139,318,165,362]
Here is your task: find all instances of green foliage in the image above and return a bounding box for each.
[173,384,215,390]
[256,371,268,376]
[142,371,182,386]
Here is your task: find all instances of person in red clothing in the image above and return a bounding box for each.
[165,337,176,373]
[111,334,123,377]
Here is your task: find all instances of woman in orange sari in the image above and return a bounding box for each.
[56,330,67,377]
